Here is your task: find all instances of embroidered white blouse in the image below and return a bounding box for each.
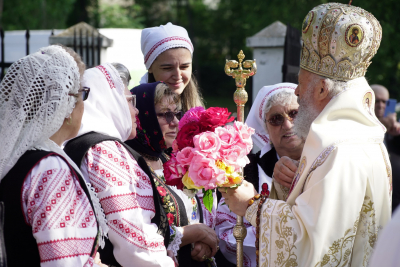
[80,141,175,267]
[22,155,99,267]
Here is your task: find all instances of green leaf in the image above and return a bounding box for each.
[203,189,214,213]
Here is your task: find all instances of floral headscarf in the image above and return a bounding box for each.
[125,82,167,158]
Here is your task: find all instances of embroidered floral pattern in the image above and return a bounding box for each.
[151,172,181,227]
[157,186,167,197]
[314,197,382,267]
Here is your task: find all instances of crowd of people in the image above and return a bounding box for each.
[0,2,397,267]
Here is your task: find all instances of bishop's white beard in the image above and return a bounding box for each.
[293,90,320,140]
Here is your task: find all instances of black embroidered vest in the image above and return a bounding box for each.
[0,150,99,267]
[64,132,169,267]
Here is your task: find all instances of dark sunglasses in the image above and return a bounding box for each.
[126,94,136,108]
[69,87,90,101]
[157,111,183,124]
[266,110,298,126]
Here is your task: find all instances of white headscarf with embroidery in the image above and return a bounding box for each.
[139,22,194,84]
[77,63,132,141]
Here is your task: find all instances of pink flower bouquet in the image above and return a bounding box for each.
[163,107,255,212]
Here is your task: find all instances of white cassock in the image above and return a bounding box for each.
[245,77,392,267]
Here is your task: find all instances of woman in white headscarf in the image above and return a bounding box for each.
[140,22,204,112]
[64,63,177,267]
[0,45,105,266]
[215,83,304,267]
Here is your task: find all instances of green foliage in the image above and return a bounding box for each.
[2,0,76,30]
[98,3,143,28]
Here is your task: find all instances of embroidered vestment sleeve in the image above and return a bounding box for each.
[245,144,391,267]
[269,178,289,201]
[83,141,174,267]
[216,197,256,267]
[22,156,98,267]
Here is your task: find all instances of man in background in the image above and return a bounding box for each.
[371,84,400,136]
[371,84,400,211]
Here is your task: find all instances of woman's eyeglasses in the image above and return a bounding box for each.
[126,95,136,108]
[266,110,298,126]
[157,111,183,124]
[69,87,90,101]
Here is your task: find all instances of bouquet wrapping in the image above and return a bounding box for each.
[163,107,255,212]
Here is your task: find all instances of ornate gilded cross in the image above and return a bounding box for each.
[225,50,257,266]
[225,50,257,122]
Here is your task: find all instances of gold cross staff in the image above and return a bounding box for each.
[225,50,257,266]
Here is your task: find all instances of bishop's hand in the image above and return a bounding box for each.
[219,180,257,216]
[273,156,299,188]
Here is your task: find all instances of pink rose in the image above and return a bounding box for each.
[220,145,248,169]
[193,131,221,159]
[214,125,238,149]
[199,107,234,131]
[176,147,195,166]
[163,154,186,190]
[234,121,255,154]
[188,153,226,190]
[179,106,206,130]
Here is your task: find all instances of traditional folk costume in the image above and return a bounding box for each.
[245,3,392,266]
[216,84,297,267]
[125,82,215,266]
[0,46,103,266]
[64,64,174,267]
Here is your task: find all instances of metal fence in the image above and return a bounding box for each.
[0,27,102,81]
[72,28,103,70]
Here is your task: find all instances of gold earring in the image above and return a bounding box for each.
[66,115,72,125]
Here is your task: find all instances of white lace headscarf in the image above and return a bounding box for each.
[0,45,80,180]
[0,45,109,248]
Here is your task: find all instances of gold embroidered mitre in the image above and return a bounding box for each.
[300,3,382,81]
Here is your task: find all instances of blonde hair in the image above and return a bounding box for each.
[154,83,182,110]
[148,73,204,112]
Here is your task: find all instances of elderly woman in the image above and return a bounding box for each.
[125,82,218,266]
[64,63,176,267]
[215,83,304,267]
[140,22,204,112]
[0,45,104,266]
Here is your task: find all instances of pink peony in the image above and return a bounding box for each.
[214,125,238,149]
[176,147,195,166]
[163,154,186,190]
[234,121,255,154]
[178,106,206,130]
[188,153,226,190]
[193,131,221,159]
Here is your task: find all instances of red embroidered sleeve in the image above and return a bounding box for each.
[22,156,97,266]
[83,141,174,267]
